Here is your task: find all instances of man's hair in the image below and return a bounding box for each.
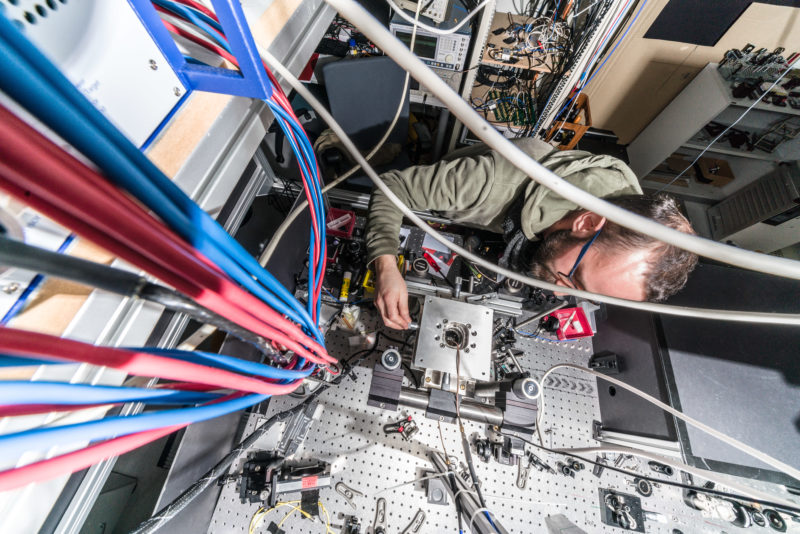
[594,194,698,302]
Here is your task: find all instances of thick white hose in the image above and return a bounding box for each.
[538,364,800,483]
[324,0,800,283]
[256,45,800,325]
[555,444,800,510]
[260,3,421,267]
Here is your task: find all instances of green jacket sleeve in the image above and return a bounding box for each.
[365,148,496,265]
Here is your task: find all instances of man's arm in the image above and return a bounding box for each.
[365,152,496,329]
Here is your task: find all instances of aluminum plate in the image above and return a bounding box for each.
[414,296,493,382]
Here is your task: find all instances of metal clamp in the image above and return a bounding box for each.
[335,481,363,510]
[373,497,388,534]
[401,509,426,534]
[516,458,531,489]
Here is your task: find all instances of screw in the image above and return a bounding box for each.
[460,384,465,390]
[149,59,158,70]
[466,323,472,328]
[3,282,20,294]
[440,343,445,348]
[471,331,477,336]
[380,402,385,408]
[426,377,431,383]
[254,465,261,472]
[470,343,476,348]
[435,335,440,341]
[436,323,441,329]
[442,318,448,324]
[464,348,470,353]
[173,86,182,96]
[260,491,269,500]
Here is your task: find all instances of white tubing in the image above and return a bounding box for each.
[257,46,800,325]
[325,0,800,283]
[539,364,800,483]
[556,444,800,511]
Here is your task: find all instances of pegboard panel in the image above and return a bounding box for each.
[208,309,767,534]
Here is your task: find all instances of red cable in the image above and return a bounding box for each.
[161,20,323,257]
[0,423,186,492]
[0,328,302,395]
[160,14,326,281]
[0,390,244,492]
[0,106,333,364]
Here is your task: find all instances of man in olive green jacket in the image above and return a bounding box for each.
[365,138,697,330]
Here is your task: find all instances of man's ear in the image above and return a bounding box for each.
[570,211,606,237]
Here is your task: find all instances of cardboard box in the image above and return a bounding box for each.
[695,157,735,187]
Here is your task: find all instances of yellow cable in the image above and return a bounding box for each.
[249,501,302,534]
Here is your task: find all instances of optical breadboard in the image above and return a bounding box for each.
[1,0,186,147]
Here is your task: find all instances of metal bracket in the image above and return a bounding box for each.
[401,509,426,534]
[373,497,388,534]
[335,481,364,510]
[127,0,273,98]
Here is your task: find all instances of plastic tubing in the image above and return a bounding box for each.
[140,348,314,380]
[0,393,266,460]
[157,18,326,325]
[325,0,800,283]
[0,423,186,492]
[258,41,800,326]
[0,107,332,364]
[0,328,302,395]
[0,22,323,342]
[0,381,220,406]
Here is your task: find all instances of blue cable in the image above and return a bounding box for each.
[0,381,220,406]
[1,234,75,325]
[0,354,61,367]
[0,21,328,344]
[138,348,314,380]
[153,0,229,50]
[0,393,267,458]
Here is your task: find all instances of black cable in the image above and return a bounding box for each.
[505,432,800,516]
[401,361,420,389]
[0,235,276,357]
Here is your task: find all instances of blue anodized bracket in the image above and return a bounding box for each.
[126,0,272,99]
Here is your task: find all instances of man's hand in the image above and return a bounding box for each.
[374,254,411,330]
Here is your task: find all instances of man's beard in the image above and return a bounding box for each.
[527,230,586,284]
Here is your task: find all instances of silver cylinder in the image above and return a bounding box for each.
[398,388,504,426]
